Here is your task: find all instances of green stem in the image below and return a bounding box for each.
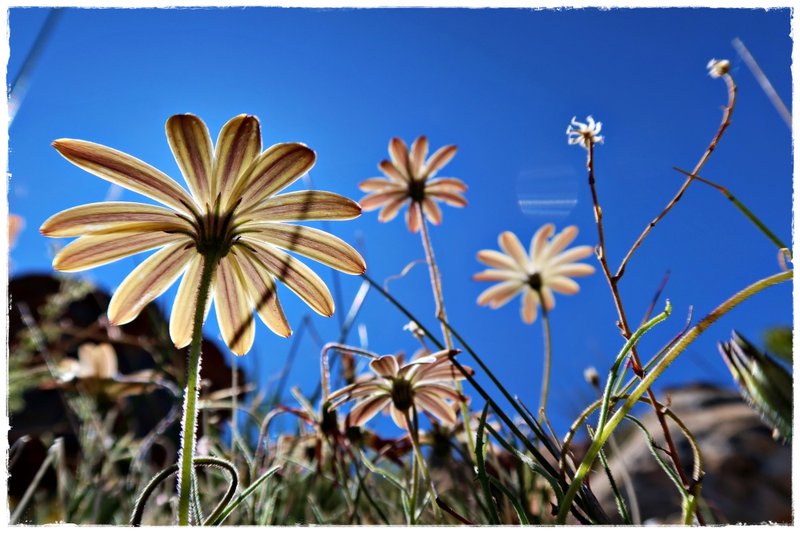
[417,207,477,464]
[537,296,552,422]
[556,269,792,523]
[177,255,218,525]
[405,408,440,521]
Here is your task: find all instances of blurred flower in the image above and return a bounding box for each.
[54,343,157,398]
[707,58,731,78]
[583,366,600,388]
[566,116,604,149]
[474,224,595,324]
[8,214,24,250]
[41,114,365,355]
[719,331,792,442]
[359,136,467,233]
[328,349,472,429]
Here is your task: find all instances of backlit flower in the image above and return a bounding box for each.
[474,224,595,324]
[359,136,467,233]
[566,116,604,149]
[707,58,731,78]
[328,349,472,429]
[41,114,366,355]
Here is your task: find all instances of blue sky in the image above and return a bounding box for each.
[8,7,793,434]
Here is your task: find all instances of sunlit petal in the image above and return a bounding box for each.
[166,114,214,205]
[521,288,539,324]
[234,143,316,213]
[547,275,581,295]
[476,249,518,271]
[40,201,191,237]
[422,197,443,225]
[348,396,392,427]
[214,256,256,355]
[213,114,261,205]
[424,144,457,178]
[108,239,194,325]
[244,191,361,222]
[231,247,291,338]
[53,231,182,272]
[370,355,400,378]
[499,231,530,270]
[477,280,523,309]
[529,223,555,265]
[170,255,213,349]
[415,391,458,424]
[388,138,411,178]
[409,135,429,178]
[52,139,194,214]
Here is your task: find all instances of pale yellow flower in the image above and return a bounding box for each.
[474,224,595,324]
[566,116,604,149]
[707,58,731,78]
[359,136,467,233]
[327,349,472,429]
[41,114,366,355]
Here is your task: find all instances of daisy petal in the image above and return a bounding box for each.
[406,201,422,233]
[476,249,518,270]
[213,114,261,206]
[473,269,525,282]
[521,288,539,324]
[348,396,392,427]
[379,160,410,183]
[241,237,334,317]
[550,263,596,277]
[370,355,400,378]
[422,197,443,225]
[426,177,468,193]
[390,405,409,429]
[170,255,213,349]
[545,225,579,258]
[378,196,409,222]
[53,231,182,272]
[409,136,429,178]
[499,231,530,270]
[166,114,214,205]
[530,223,555,265]
[52,139,194,214]
[388,138,411,178]
[547,275,581,295]
[214,256,255,355]
[244,223,366,275]
[427,190,468,207]
[40,201,190,237]
[359,177,401,191]
[540,287,556,312]
[361,190,406,211]
[424,144,457,178]
[235,143,316,213]
[107,239,193,325]
[477,280,523,309]
[415,384,463,402]
[548,245,594,267]
[415,391,458,424]
[232,247,291,338]
[244,191,361,222]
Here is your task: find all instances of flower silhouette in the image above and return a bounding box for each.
[474,224,595,324]
[359,136,467,233]
[41,114,365,355]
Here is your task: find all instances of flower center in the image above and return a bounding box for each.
[390,378,415,412]
[191,201,240,258]
[528,272,543,292]
[408,179,427,203]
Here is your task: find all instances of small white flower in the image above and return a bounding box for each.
[707,58,731,78]
[566,116,604,149]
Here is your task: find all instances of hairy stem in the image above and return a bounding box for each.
[177,255,217,525]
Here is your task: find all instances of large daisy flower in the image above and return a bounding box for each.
[41,114,366,355]
[327,349,472,429]
[474,224,595,324]
[359,136,467,233]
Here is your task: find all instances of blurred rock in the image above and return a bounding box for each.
[589,383,791,524]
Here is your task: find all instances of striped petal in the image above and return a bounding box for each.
[348,396,391,427]
[360,177,401,192]
[476,249,518,270]
[234,143,316,213]
[415,390,458,424]
[231,247,291,338]
[422,197,443,225]
[406,201,422,233]
[378,196,409,222]
[426,177,468,193]
[415,365,472,384]
[388,138,411,179]
[53,231,182,272]
[241,237,334,317]
[243,223,366,275]
[379,160,410,183]
[329,382,387,407]
[214,256,255,355]
[427,189,468,208]
[166,114,213,205]
[521,288,540,324]
[499,231,530,270]
[52,139,194,214]
[390,405,409,429]
[530,223,555,265]
[370,355,400,378]
[40,201,190,237]
[107,239,194,325]
[213,114,261,206]
[170,255,213,349]
[409,136,429,178]
[360,190,407,211]
[477,280,523,309]
[244,191,361,222]
[423,144,457,178]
